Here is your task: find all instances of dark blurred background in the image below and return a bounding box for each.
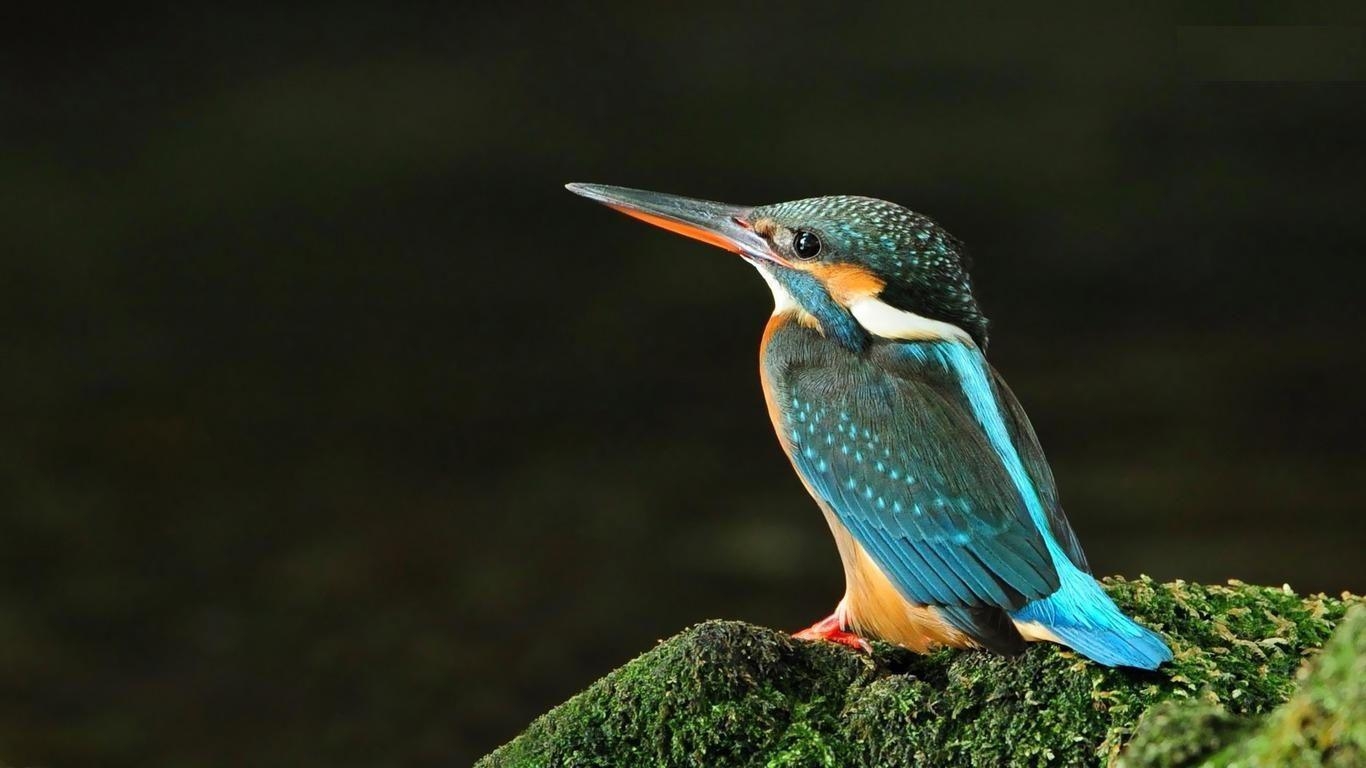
[3,4,1365,766]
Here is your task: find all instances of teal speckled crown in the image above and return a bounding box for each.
[753,196,988,347]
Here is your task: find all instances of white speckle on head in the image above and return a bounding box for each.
[848,296,973,344]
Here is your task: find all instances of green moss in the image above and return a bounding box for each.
[1119,604,1366,768]
[1116,700,1251,767]
[477,579,1361,768]
[1205,604,1363,767]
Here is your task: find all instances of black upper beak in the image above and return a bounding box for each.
[565,183,782,265]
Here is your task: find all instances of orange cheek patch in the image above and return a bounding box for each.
[609,206,741,254]
[810,263,886,305]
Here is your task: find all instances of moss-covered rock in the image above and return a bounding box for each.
[477,578,1361,767]
[1122,603,1365,768]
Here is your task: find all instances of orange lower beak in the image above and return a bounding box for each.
[566,183,782,265]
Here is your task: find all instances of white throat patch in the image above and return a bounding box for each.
[756,266,798,314]
[754,265,971,345]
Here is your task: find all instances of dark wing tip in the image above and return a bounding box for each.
[937,605,1028,656]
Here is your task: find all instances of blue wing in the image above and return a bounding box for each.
[777,342,1060,611]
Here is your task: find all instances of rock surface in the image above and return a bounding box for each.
[477,578,1362,767]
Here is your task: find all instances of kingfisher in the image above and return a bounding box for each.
[565,183,1172,669]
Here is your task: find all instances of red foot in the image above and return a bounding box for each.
[793,612,872,653]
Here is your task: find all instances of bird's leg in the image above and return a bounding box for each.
[793,599,872,652]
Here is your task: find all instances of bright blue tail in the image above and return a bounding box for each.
[1011,564,1172,670]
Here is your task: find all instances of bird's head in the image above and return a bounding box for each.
[566,184,987,351]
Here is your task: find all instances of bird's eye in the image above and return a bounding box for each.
[792,230,822,260]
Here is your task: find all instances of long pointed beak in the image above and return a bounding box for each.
[565,183,782,265]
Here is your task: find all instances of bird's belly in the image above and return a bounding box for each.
[821,509,1066,650]
[820,508,976,652]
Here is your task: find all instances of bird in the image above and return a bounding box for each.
[565,183,1173,670]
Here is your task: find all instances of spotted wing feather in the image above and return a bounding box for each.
[775,343,1060,611]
